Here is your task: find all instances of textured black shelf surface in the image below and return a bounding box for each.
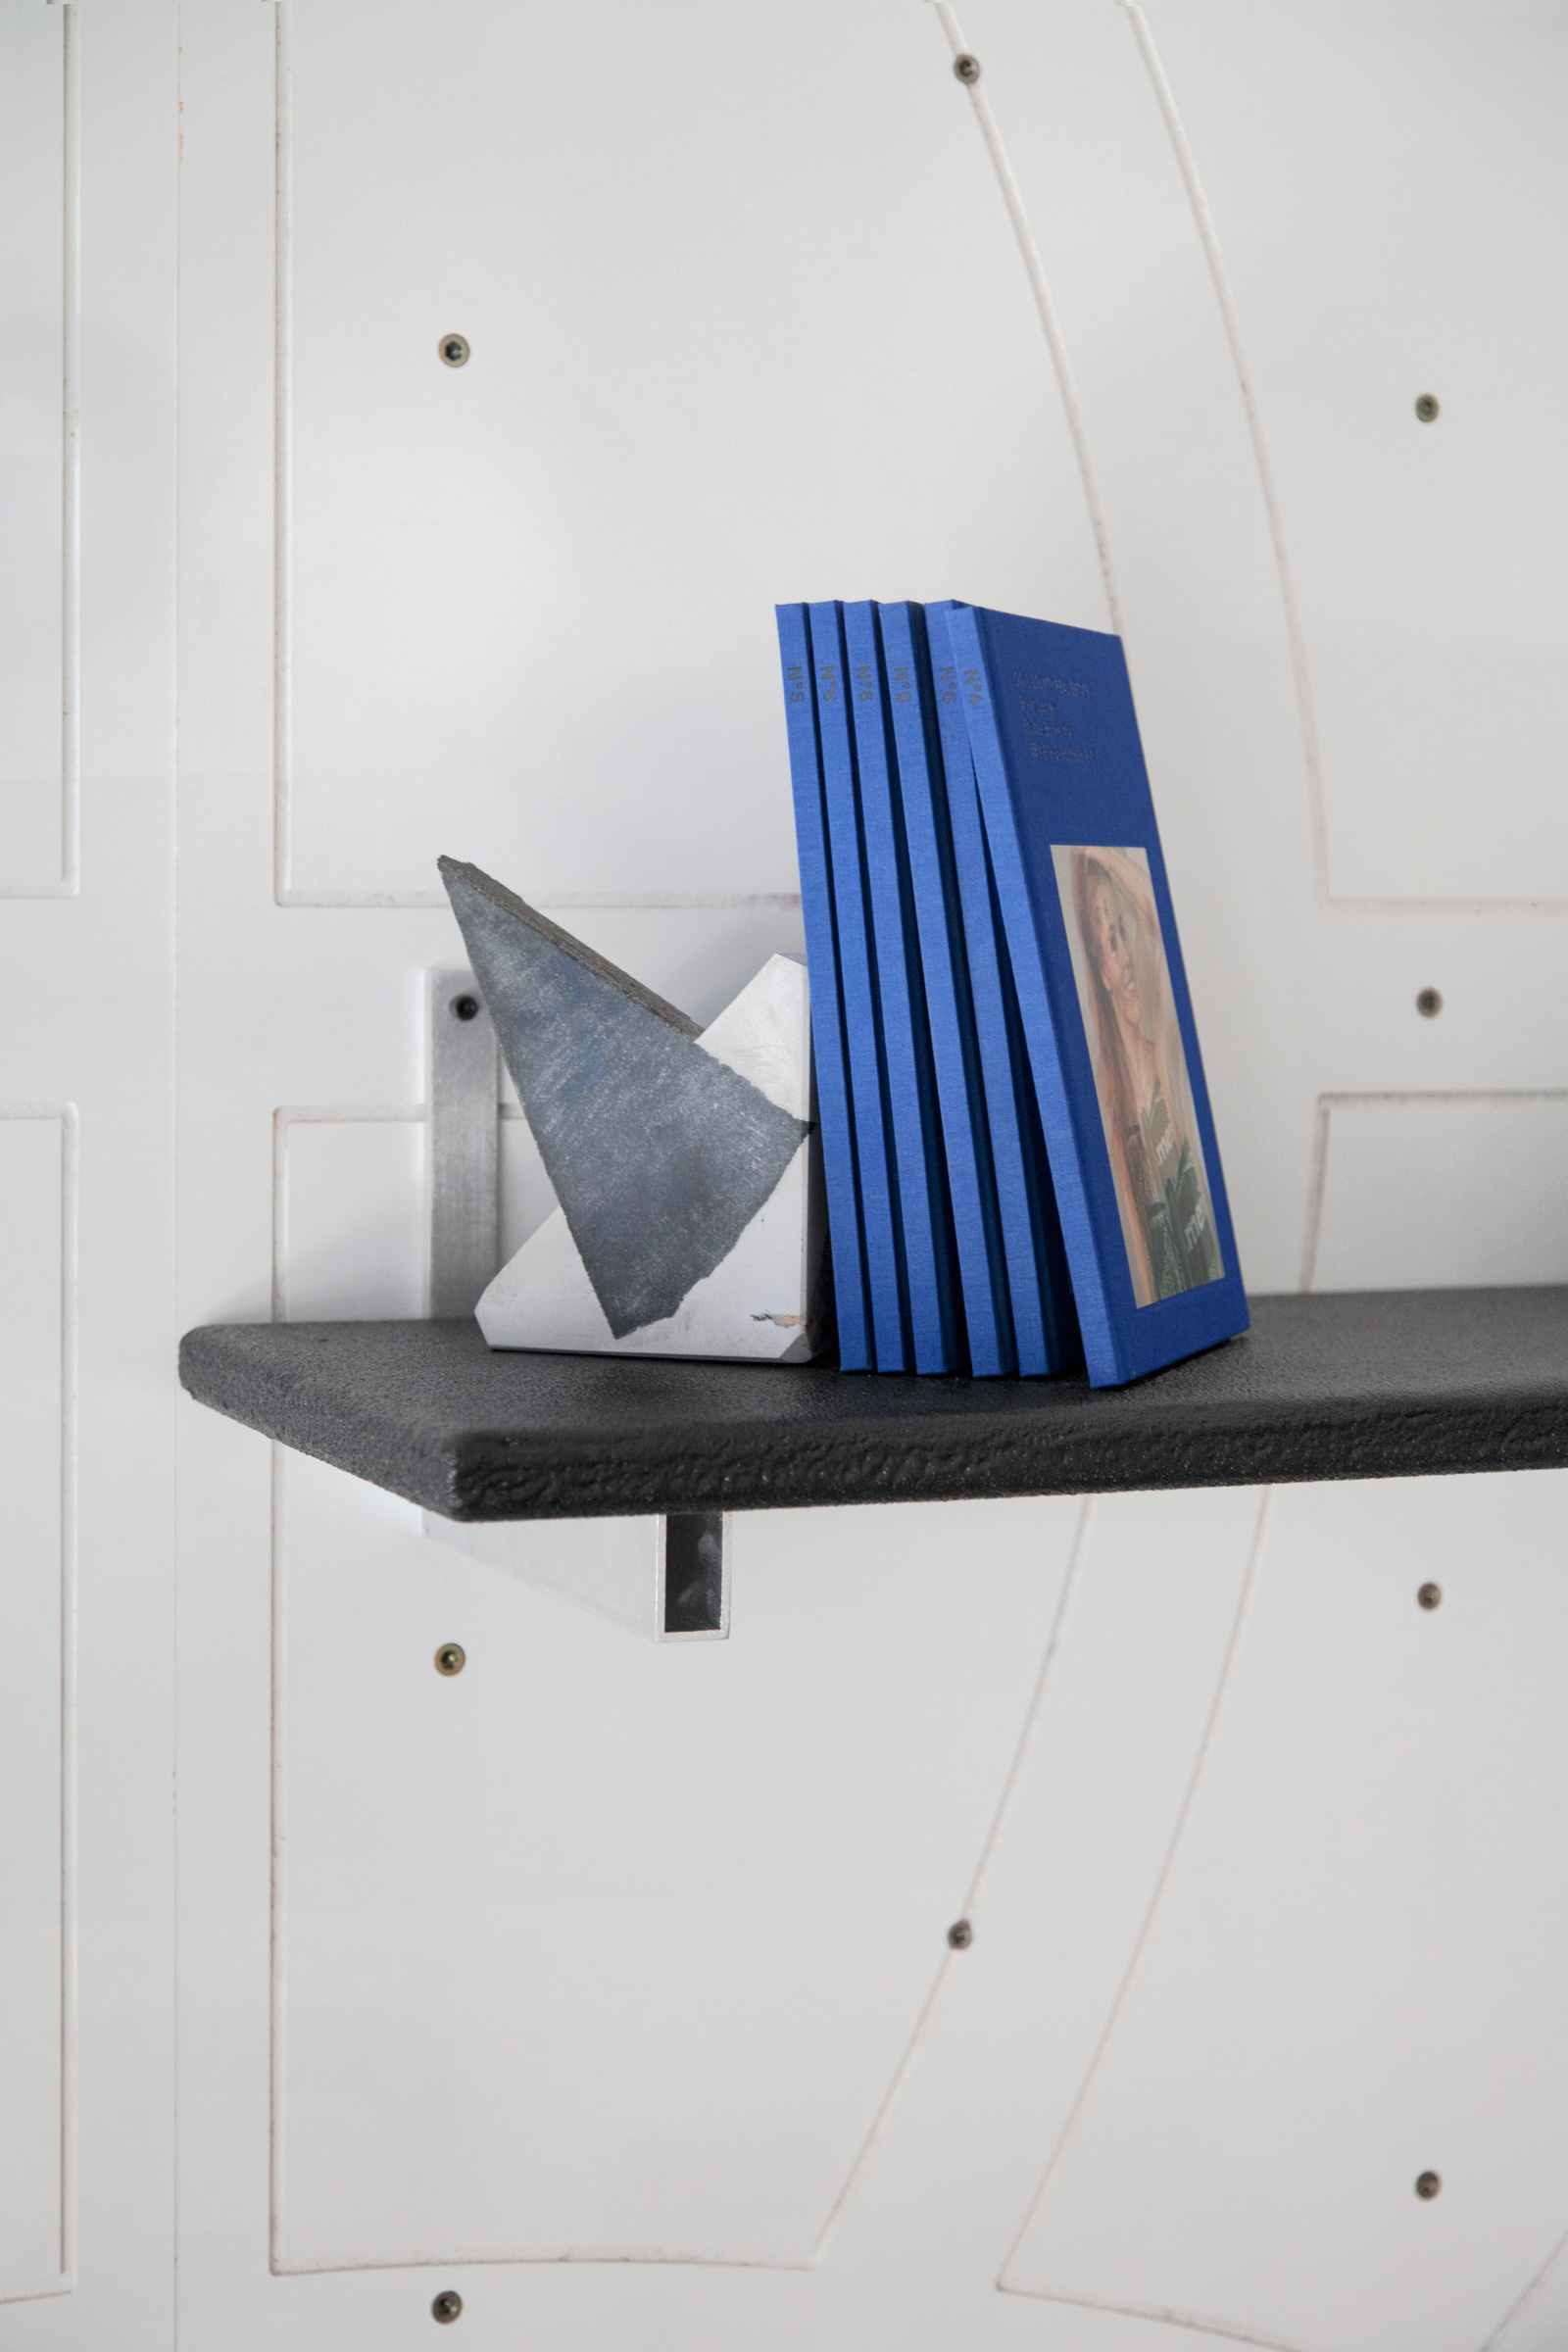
[177,1287,1568,1523]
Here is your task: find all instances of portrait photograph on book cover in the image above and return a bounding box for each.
[1054,843,1222,1309]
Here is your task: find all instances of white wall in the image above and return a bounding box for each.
[5,3,1568,2347]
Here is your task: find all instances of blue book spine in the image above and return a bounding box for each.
[807,601,910,1370]
[877,602,1016,1377]
[842,602,962,1374]
[774,603,871,1371]
[925,603,1078,1376]
[946,600,1249,1387]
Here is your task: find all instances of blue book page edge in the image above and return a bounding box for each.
[843,601,960,1374]
[950,602,1249,1387]
[879,602,1015,1377]
[926,602,1065,1376]
[807,600,910,1371]
[773,603,871,1370]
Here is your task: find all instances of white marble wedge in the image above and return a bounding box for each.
[475,951,828,1362]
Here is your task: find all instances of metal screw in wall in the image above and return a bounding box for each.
[451,993,480,1022]
[1418,1582,1443,1610]
[953,52,980,82]
[1414,393,1440,422]
[1415,2171,1442,2200]
[434,1643,466,1677]
[439,333,470,368]
[431,2288,464,2323]
[1416,988,1443,1018]
[948,1919,973,1950]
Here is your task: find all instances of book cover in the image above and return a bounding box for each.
[877,601,1016,1376]
[925,602,1080,1377]
[842,601,963,1373]
[774,603,871,1370]
[948,601,1249,1387]
[806,600,910,1370]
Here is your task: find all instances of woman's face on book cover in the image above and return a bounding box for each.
[1089,873,1142,1037]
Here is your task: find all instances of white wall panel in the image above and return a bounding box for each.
[1004,1473,1568,2352]
[1142,0,1568,906]
[0,1,71,894]
[1307,1094,1568,1293]
[0,1114,69,2304]
[270,1474,1079,2270]
[166,3,1568,2347]
[0,7,180,2348]
[279,0,1107,906]
[752,1486,1266,2351]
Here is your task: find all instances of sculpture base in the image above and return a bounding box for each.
[475,953,829,1363]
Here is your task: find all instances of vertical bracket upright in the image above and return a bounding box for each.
[426,967,499,1317]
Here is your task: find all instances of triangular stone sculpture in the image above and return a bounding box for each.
[439,858,828,1361]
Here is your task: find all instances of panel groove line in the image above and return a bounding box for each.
[998,1485,1272,2300]
[0,1103,77,2303]
[1298,1090,1568,1295]
[269,1099,421,2271]
[268,3,798,916]
[0,2,78,899]
[270,1103,423,1323]
[268,1438,288,2278]
[1117,0,1327,912]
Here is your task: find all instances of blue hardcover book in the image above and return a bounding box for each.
[925,603,1080,1376]
[774,604,872,1370]
[806,600,910,1370]
[947,602,1249,1387]
[877,602,1016,1377]
[842,601,962,1373]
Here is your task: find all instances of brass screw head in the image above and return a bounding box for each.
[434,1643,466,1677]
[948,1918,973,1950]
[431,2287,464,2322]
[1414,392,1440,422]
[1415,2171,1442,2199]
[953,52,981,83]
[1418,1583,1443,1610]
[1416,987,1443,1018]
[439,333,470,368]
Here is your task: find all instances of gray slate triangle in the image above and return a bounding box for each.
[440,858,808,1339]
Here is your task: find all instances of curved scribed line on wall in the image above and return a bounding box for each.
[1481,2216,1568,2350]
[997,1487,1272,2303]
[1011,2286,1311,2352]
[1114,2,1330,907]
[1297,1094,1333,1293]
[930,2,1122,635]
[808,1499,1096,2265]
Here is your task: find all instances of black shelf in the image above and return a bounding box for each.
[177,1286,1568,1523]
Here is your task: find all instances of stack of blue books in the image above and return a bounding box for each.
[775,600,1250,1388]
